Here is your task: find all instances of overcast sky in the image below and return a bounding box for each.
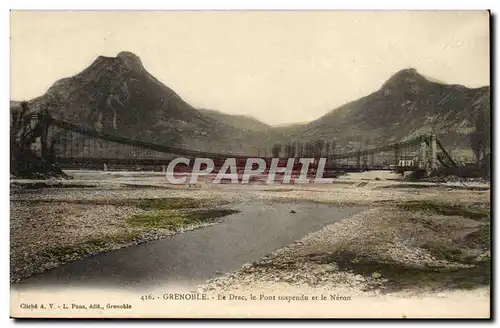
[10,11,489,125]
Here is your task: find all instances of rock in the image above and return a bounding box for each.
[371,272,382,279]
[290,210,296,214]
[354,275,365,281]
[242,263,253,270]
[324,264,338,272]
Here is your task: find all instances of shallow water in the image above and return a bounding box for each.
[14,200,365,291]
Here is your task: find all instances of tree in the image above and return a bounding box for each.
[296,141,303,157]
[313,139,324,158]
[303,142,314,158]
[284,142,294,158]
[272,143,282,158]
[324,140,330,158]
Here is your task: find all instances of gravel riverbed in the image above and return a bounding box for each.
[11,174,490,298]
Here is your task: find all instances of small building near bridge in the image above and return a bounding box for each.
[398,156,418,167]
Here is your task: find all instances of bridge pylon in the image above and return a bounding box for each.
[418,136,427,170]
[417,134,438,175]
[429,134,437,171]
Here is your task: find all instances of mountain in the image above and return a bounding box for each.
[25,51,264,154]
[198,108,270,132]
[10,100,21,107]
[16,53,489,159]
[197,109,310,145]
[297,68,490,156]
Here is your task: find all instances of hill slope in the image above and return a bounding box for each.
[198,108,270,132]
[298,68,490,156]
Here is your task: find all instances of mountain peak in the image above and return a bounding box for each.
[117,51,141,61]
[382,68,429,90]
[396,67,418,75]
[116,51,143,71]
[389,68,424,81]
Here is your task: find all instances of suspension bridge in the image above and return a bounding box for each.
[28,114,457,176]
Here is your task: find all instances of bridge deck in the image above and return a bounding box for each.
[55,157,418,173]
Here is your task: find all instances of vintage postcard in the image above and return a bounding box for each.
[10,10,491,319]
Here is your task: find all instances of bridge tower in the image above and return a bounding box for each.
[294,138,301,157]
[417,134,438,174]
[429,134,437,170]
[418,136,427,170]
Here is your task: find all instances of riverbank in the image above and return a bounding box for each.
[10,196,236,282]
[200,202,490,290]
[11,172,490,297]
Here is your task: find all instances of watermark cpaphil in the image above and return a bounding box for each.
[165,157,335,184]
